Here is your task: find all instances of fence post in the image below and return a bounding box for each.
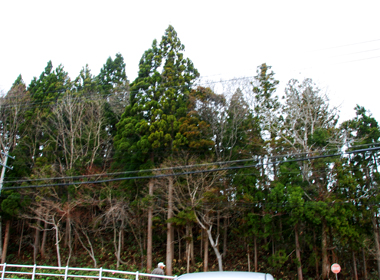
[99,267,103,280]
[136,271,139,280]
[1,263,6,280]
[31,264,37,280]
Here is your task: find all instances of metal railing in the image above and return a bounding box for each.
[0,263,177,280]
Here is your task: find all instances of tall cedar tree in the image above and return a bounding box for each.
[97,53,129,136]
[114,25,199,170]
[342,106,380,276]
[12,62,70,177]
[114,25,199,273]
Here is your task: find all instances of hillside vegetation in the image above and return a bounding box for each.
[1,25,380,280]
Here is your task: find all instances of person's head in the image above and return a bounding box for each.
[158,262,165,269]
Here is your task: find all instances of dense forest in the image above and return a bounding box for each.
[0,25,379,280]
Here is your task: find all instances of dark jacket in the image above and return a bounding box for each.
[150,267,165,280]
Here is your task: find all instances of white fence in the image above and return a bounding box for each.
[0,264,177,280]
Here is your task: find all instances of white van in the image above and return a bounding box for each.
[175,271,275,280]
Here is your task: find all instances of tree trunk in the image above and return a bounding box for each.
[64,217,70,248]
[0,216,2,258]
[147,179,154,272]
[1,220,10,263]
[254,235,258,272]
[186,241,190,273]
[223,217,228,257]
[66,217,73,266]
[205,225,223,271]
[352,250,358,280]
[321,219,329,280]
[116,227,123,269]
[186,225,190,273]
[217,211,220,251]
[203,228,209,272]
[362,247,368,280]
[313,229,319,278]
[166,177,174,276]
[200,228,203,260]
[371,214,380,277]
[55,224,62,267]
[171,226,174,260]
[178,229,181,261]
[190,226,195,266]
[33,220,41,263]
[18,220,25,258]
[295,224,303,280]
[41,221,48,259]
[247,243,250,272]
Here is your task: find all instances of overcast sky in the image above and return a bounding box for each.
[1,0,379,123]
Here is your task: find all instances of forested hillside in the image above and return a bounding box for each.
[1,25,379,280]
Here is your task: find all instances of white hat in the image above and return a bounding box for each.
[158,262,165,268]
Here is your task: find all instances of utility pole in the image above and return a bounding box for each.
[0,150,15,195]
[0,150,15,261]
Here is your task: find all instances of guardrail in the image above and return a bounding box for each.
[0,263,177,280]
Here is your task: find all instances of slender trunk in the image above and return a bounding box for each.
[64,218,70,248]
[352,250,358,280]
[362,247,368,280]
[0,157,7,259]
[200,228,203,260]
[321,219,329,280]
[217,211,220,251]
[186,225,190,273]
[121,227,124,254]
[371,214,380,277]
[178,229,181,261]
[254,235,258,272]
[205,225,223,271]
[147,179,154,272]
[295,224,303,280]
[203,229,209,272]
[18,220,25,258]
[74,226,97,267]
[55,224,61,267]
[223,217,228,257]
[1,220,11,263]
[41,222,48,259]
[190,226,195,266]
[247,243,250,272]
[116,227,122,269]
[33,220,41,263]
[313,229,319,278]
[166,177,173,276]
[0,216,2,258]
[186,241,190,273]
[171,226,174,260]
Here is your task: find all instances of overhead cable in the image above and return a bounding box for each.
[3,146,380,191]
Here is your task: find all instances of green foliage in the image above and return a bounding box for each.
[1,191,23,217]
[267,249,288,270]
[3,31,380,279]
[97,53,127,95]
[114,25,199,171]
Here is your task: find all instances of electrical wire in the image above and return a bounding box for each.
[3,146,380,191]
[311,38,380,51]
[4,142,380,183]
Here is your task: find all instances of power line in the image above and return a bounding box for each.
[3,146,380,191]
[312,38,380,52]
[330,48,380,58]
[5,142,380,183]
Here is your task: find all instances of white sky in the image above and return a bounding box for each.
[1,0,379,123]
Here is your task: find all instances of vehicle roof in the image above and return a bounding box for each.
[175,271,274,280]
